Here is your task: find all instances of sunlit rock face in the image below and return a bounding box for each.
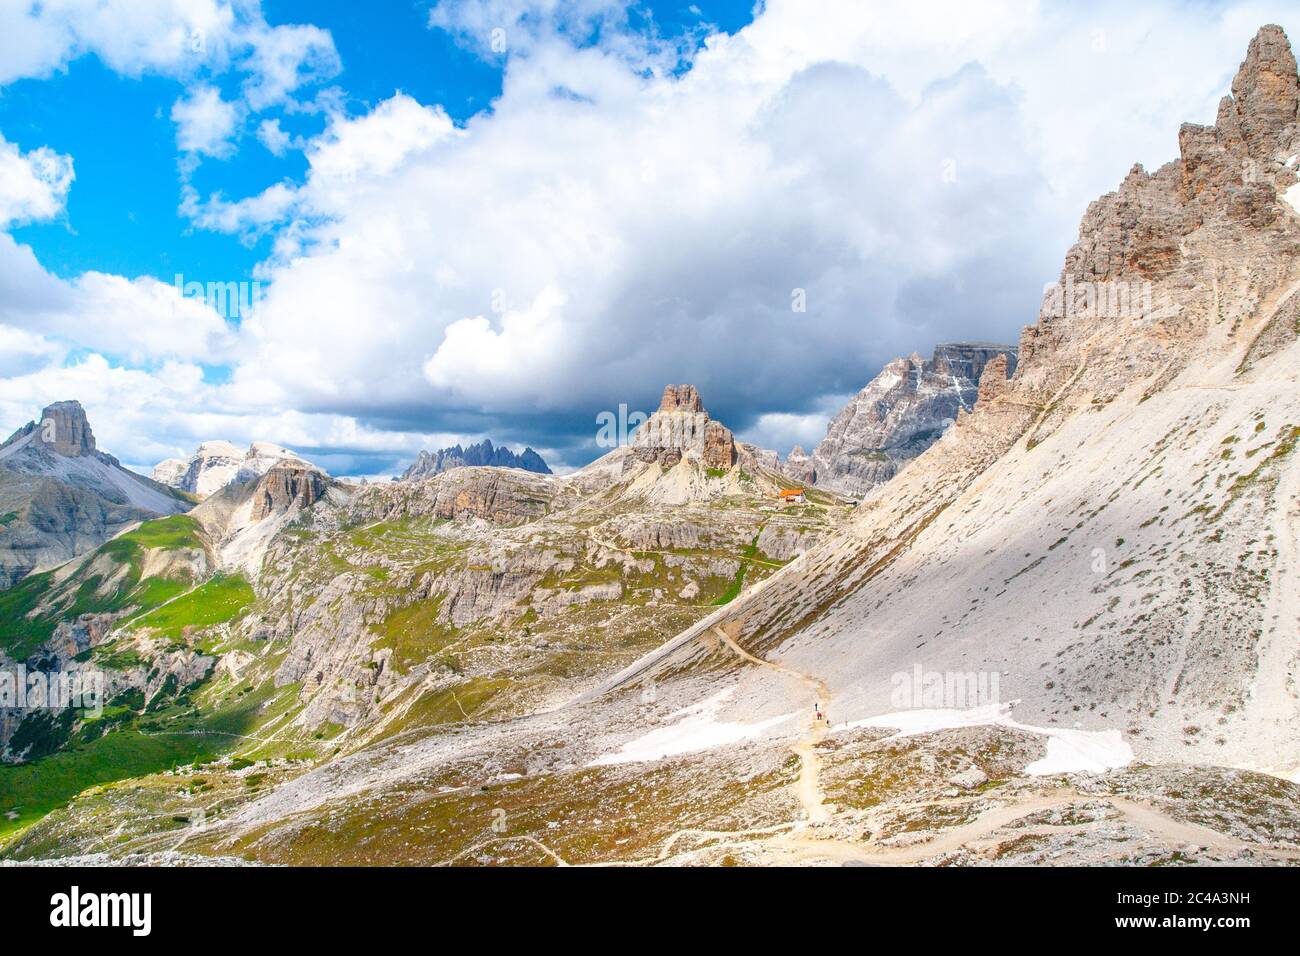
[626,385,736,471]
[807,343,1017,497]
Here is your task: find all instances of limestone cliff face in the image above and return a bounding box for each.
[806,343,1017,497]
[782,446,814,484]
[1015,23,1300,424]
[626,384,736,471]
[37,401,97,457]
[1,400,97,459]
[249,464,330,522]
[153,440,306,499]
[702,420,736,470]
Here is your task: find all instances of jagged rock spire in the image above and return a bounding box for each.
[629,384,735,470]
[38,400,96,457]
[658,384,704,413]
[1228,24,1300,159]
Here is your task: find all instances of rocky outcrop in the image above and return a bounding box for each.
[37,401,96,457]
[401,439,551,481]
[354,466,558,526]
[657,384,704,413]
[782,446,814,484]
[702,420,736,470]
[806,343,1017,497]
[249,464,330,521]
[0,400,96,460]
[1229,24,1299,160]
[736,442,780,473]
[0,401,189,588]
[153,440,306,499]
[626,384,735,472]
[975,353,1014,404]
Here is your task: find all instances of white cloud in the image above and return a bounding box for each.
[6,0,1300,474]
[171,84,241,157]
[0,1,340,179]
[0,135,74,228]
[0,0,228,86]
[0,231,237,365]
[428,0,699,72]
[423,286,572,402]
[65,272,239,364]
[0,325,65,378]
[306,94,459,186]
[159,0,1300,466]
[180,181,299,239]
[203,16,1059,428]
[238,21,339,110]
[0,1,338,100]
[739,396,855,457]
[186,95,456,236]
[257,117,292,155]
[0,2,343,182]
[0,351,468,477]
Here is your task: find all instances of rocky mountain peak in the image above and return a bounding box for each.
[807,343,1017,497]
[1167,25,1300,237]
[975,353,1014,404]
[249,462,330,521]
[401,439,552,481]
[0,399,190,588]
[1230,24,1299,158]
[782,445,814,484]
[153,439,307,499]
[627,384,735,471]
[37,400,96,457]
[657,384,704,413]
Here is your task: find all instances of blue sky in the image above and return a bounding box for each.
[1,1,755,294]
[0,1,1296,477]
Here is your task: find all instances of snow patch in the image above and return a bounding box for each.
[836,703,1133,776]
[589,688,795,766]
[1282,181,1300,217]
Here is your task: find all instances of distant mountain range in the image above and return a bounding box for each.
[153,441,308,500]
[401,439,551,480]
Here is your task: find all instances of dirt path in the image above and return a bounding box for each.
[633,788,1076,866]
[710,625,833,825]
[1106,797,1300,862]
[446,834,571,867]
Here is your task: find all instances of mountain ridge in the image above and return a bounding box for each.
[0,401,190,589]
[792,342,1018,496]
[152,440,308,500]
[401,439,551,481]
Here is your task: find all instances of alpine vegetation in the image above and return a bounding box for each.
[0,3,1297,883]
